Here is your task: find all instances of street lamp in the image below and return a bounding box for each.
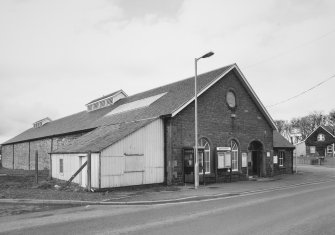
[194,51,214,189]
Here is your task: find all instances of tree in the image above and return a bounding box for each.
[328,109,335,125]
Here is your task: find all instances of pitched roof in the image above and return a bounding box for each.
[304,125,335,142]
[321,125,335,137]
[273,131,295,148]
[3,64,277,146]
[53,118,156,153]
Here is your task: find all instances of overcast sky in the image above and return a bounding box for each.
[1,0,335,143]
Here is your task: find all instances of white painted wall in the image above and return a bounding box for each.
[51,153,100,188]
[294,141,306,157]
[100,118,164,188]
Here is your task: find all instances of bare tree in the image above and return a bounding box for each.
[328,109,335,125]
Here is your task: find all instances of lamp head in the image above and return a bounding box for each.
[201,51,214,58]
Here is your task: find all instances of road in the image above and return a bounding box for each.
[1,178,335,235]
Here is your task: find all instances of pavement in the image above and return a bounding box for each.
[1,165,335,206]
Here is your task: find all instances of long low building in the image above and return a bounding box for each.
[1,64,294,188]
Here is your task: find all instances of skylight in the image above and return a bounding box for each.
[107,93,167,116]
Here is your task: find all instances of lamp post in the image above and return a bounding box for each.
[194,51,214,189]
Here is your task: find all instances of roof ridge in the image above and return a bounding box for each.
[123,64,235,100]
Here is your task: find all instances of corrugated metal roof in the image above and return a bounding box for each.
[273,131,295,148]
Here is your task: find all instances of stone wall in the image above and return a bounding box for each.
[1,132,88,170]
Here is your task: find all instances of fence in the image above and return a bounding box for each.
[295,156,335,167]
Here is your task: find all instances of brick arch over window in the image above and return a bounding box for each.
[198,137,211,174]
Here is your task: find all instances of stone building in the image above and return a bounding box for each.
[1,64,294,188]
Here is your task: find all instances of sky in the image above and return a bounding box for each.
[0,0,335,143]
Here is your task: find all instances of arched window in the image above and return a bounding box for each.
[198,138,210,174]
[231,140,238,171]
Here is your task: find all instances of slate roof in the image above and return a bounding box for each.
[3,63,277,151]
[321,125,335,137]
[53,118,156,153]
[3,65,234,145]
[273,131,295,148]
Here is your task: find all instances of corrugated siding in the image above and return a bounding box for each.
[51,153,100,188]
[101,118,164,188]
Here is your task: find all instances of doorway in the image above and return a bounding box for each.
[248,141,263,177]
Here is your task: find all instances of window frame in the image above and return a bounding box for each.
[310,146,316,154]
[327,145,333,154]
[279,151,285,167]
[231,140,239,171]
[226,89,237,110]
[198,138,211,174]
[317,133,325,141]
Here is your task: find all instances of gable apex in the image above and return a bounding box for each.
[171,64,277,130]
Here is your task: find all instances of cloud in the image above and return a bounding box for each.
[0,0,335,143]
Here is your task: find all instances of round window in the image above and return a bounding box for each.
[226,91,236,108]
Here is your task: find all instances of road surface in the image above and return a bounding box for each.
[1,178,335,234]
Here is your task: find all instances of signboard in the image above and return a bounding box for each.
[217,147,231,151]
[242,153,247,167]
[218,152,225,169]
[273,155,278,164]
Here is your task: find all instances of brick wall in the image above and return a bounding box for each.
[305,127,335,158]
[165,70,274,184]
[1,132,88,170]
[273,148,293,175]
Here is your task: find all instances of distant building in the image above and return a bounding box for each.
[305,125,335,158]
[293,141,306,157]
[1,64,294,189]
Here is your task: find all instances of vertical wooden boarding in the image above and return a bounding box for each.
[87,151,91,191]
[98,153,101,189]
[35,151,38,184]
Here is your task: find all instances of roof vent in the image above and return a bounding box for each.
[33,117,52,128]
[86,90,127,112]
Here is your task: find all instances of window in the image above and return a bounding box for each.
[198,138,210,174]
[106,97,113,105]
[226,90,236,109]
[327,145,333,154]
[99,100,106,108]
[231,140,239,171]
[310,146,316,154]
[93,102,99,110]
[59,159,64,173]
[279,151,285,167]
[317,133,325,141]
